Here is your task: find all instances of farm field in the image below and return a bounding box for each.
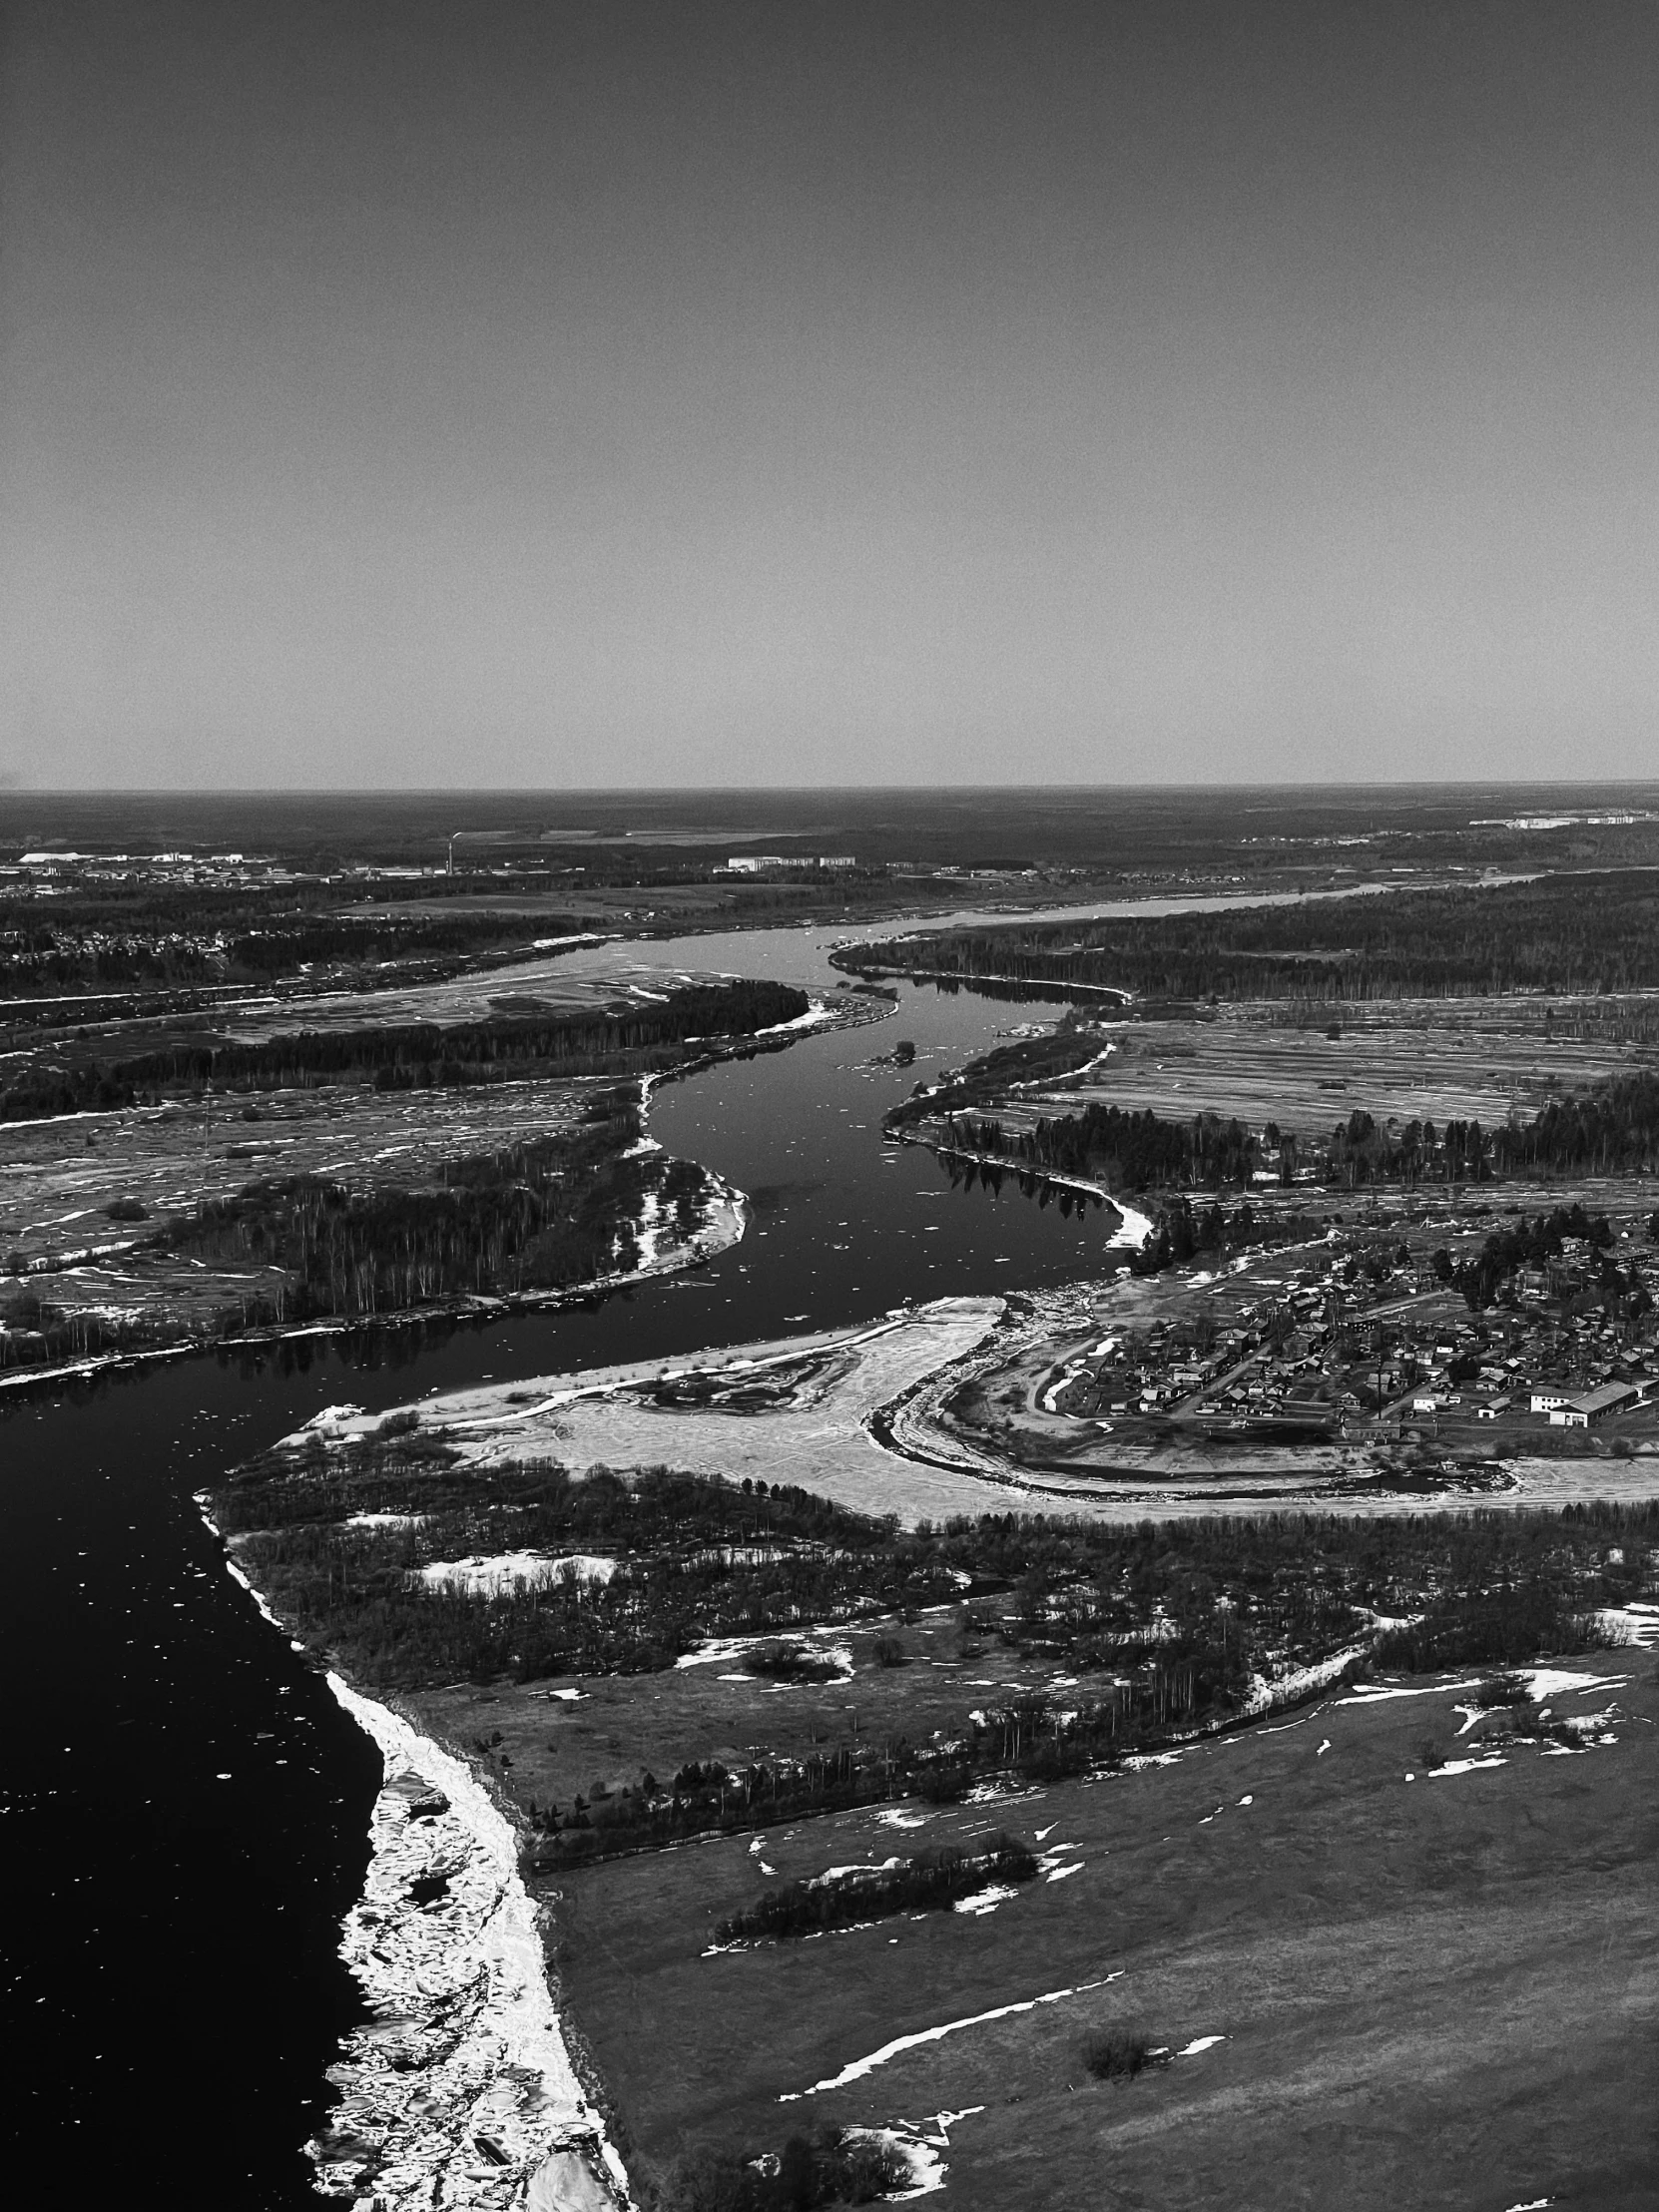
[979,996,1659,1148]
[0,1072,596,1269]
[549,1648,1658,2210]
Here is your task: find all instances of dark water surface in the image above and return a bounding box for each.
[1,914,1140,2201]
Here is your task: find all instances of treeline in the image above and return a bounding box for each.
[835,869,1659,1001]
[714,1834,1035,1943]
[1375,1582,1611,1671]
[0,1289,158,1370]
[1489,1071,1659,1178]
[940,1101,1259,1190]
[1328,1081,1659,1186]
[215,1437,1649,1849]
[911,1068,1659,1213]
[0,978,807,1121]
[1444,1203,1619,1312]
[104,978,805,1090]
[1127,1195,1326,1278]
[0,895,570,999]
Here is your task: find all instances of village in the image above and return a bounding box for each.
[1026,1190,1659,1463]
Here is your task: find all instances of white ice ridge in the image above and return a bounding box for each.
[779,1974,1120,2100]
[314,1674,630,2209]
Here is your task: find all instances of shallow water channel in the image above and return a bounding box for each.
[0,900,1232,2200]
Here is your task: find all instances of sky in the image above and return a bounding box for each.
[2,0,1657,791]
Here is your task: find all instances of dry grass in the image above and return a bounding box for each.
[544,1652,1659,2210]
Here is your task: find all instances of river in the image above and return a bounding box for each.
[0,898,1264,2201]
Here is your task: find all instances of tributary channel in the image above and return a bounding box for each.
[0,896,1292,2200]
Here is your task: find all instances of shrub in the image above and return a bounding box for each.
[745,1640,843,1684]
[914,1763,970,1804]
[1470,1671,1530,1709]
[872,1634,907,1668]
[716,1834,1036,1943]
[1081,2027,1160,2080]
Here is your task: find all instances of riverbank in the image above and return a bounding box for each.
[311,1675,629,2210]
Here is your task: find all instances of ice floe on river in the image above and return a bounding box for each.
[312,1674,628,2210]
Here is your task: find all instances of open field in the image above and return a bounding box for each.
[0,1072,595,1268]
[0,1074,740,1368]
[963,996,1659,1150]
[548,1649,1658,2209]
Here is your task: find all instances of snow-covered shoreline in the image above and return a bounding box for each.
[311,1673,630,2211]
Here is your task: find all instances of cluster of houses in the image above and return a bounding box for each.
[1054,1219,1659,1444]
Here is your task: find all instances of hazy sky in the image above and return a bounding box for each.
[3,1,1657,790]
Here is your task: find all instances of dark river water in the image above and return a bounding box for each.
[0,906,1176,2201]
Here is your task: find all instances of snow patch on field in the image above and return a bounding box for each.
[675,1626,852,1672]
[1600,1603,1659,1646]
[418,1552,617,1596]
[1341,1665,1629,1711]
[1430,1755,1507,1779]
[843,2128,946,2198]
[779,1975,1120,2099]
[1241,1640,1371,1716]
[951,1883,1018,1916]
[312,1674,627,2208]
